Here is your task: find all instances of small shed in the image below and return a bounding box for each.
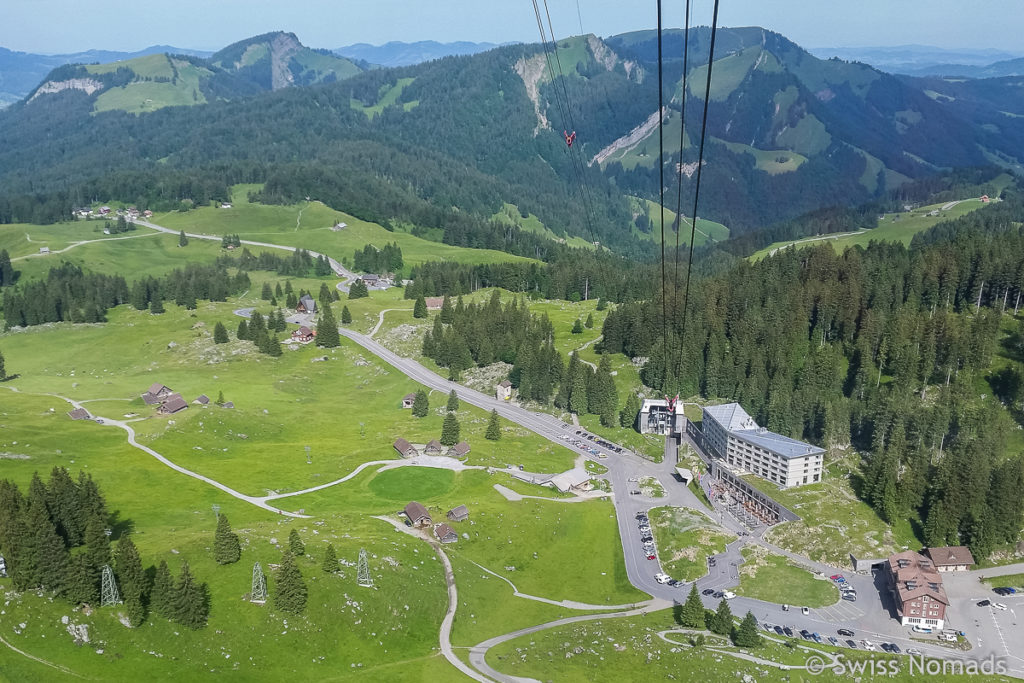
[447,505,469,522]
[222,401,235,409]
[424,297,444,311]
[193,394,210,405]
[394,438,418,458]
[401,393,417,409]
[549,469,592,493]
[404,501,432,527]
[157,394,188,415]
[297,294,316,314]
[434,523,458,544]
[291,326,315,342]
[39,246,50,255]
[424,439,443,455]
[67,407,91,420]
[449,441,471,459]
[496,379,512,401]
[674,466,693,485]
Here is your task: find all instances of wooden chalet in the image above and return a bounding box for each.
[447,505,469,522]
[404,501,432,527]
[157,394,188,415]
[393,438,418,458]
[434,523,458,544]
[424,439,444,455]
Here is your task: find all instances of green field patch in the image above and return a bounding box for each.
[368,467,455,501]
[981,573,1024,588]
[648,506,735,581]
[491,203,595,250]
[351,77,416,119]
[85,53,174,79]
[716,138,807,175]
[689,45,760,102]
[0,219,154,260]
[629,196,729,246]
[735,545,837,607]
[775,112,831,156]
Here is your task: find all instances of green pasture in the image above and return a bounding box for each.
[648,507,734,581]
[735,545,837,607]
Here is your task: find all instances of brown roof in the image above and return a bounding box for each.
[193,394,210,405]
[394,438,416,456]
[888,550,948,606]
[293,326,314,336]
[450,441,471,456]
[424,297,444,310]
[147,382,171,396]
[158,394,188,414]
[498,380,512,388]
[68,408,90,420]
[425,439,443,452]
[404,501,431,524]
[925,546,976,568]
[434,523,458,542]
[403,392,417,401]
[447,505,469,521]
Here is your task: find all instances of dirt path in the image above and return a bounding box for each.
[0,633,83,678]
[369,308,413,338]
[571,334,602,369]
[11,228,163,262]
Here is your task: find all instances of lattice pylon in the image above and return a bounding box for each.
[251,562,267,603]
[100,565,121,606]
[357,548,373,587]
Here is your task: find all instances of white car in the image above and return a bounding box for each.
[801,606,810,616]
[993,602,1008,611]
[862,640,876,651]
[723,590,736,599]
[655,573,671,584]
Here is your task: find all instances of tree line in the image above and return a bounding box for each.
[352,242,403,275]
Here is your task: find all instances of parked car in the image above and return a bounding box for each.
[829,574,841,580]
[977,599,991,607]
[655,573,671,584]
[906,648,921,656]
[646,553,656,560]
[799,630,811,640]
[828,636,839,646]
[702,589,715,596]
[712,592,724,599]
[773,625,784,635]
[783,627,794,637]
[862,640,876,651]
[801,606,810,616]
[889,643,902,654]
[912,625,932,633]
[880,643,892,653]
[837,628,855,637]
[781,604,790,611]
[846,639,858,649]
[723,590,736,600]
[841,594,857,602]
[994,602,1008,611]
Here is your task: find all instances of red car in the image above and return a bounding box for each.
[830,574,841,580]
[646,553,656,560]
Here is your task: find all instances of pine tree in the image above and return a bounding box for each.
[708,598,733,635]
[620,392,642,429]
[680,583,705,628]
[149,295,164,315]
[585,313,594,328]
[266,334,283,357]
[486,409,501,440]
[321,543,338,573]
[84,514,111,576]
[412,390,429,417]
[316,305,340,348]
[440,412,461,446]
[25,478,69,594]
[348,279,369,299]
[0,348,6,381]
[64,553,99,605]
[289,528,305,556]
[150,560,175,619]
[439,296,454,323]
[733,611,762,647]
[216,390,225,405]
[178,230,188,247]
[172,561,209,629]
[115,535,146,626]
[569,362,588,415]
[213,514,241,565]
[236,319,249,341]
[46,466,82,547]
[571,319,584,334]
[213,321,228,344]
[596,298,607,311]
[446,389,459,412]
[0,248,16,287]
[273,551,307,614]
[413,296,428,318]
[275,282,283,298]
[341,305,352,324]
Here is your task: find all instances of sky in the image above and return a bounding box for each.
[2,0,1022,55]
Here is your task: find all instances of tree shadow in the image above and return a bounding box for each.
[109,511,135,540]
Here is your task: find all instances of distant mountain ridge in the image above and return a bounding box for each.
[808,44,1024,77]
[0,44,211,107]
[334,40,504,67]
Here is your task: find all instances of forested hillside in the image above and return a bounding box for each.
[1,27,1022,257]
[601,189,1024,557]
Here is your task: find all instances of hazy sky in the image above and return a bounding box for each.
[2,0,1021,54]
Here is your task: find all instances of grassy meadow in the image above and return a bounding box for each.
[647,507,735,581]
[735,545,838,607]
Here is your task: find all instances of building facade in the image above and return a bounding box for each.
[887,550,948,630]
[637,399,680,435]
[702,403,823,488]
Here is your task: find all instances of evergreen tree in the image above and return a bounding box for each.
[316,304,340,348]
[348,279,369,299]
[288,528,305,556]
[0,348,7,381]
[275,282,283,298]
[47,466,83,547]
[236,318,249,341]
[213,514,241,565]
[265,334,283,357]
[596,298,607,311]
[440,412,461,446]
[213,321,228,344]
[486,409,501,440]
[178,230,188,247]
[733,611,762,647]
[273,551,307,614]
[150,559,175,620]
[708,598,733,635]
[172,561,209,629]
[439,296,454,323]
[216,390,225,405]
[321,543,338,573]
[412,390,429,418]
[585,313,594,328]
[341,305,352,324]
[446,389,459,412]
[568,361,588,415]
[149,295,164,315]
[65,554,99,605]
[680,583,705,628]
[571,319,584,334]
[413,296,428,318]
[76,471,108,531]
[0,248,16,287]
[25,476,69,594]
[620,392,642,429]
[114,535,146,626]
[84,514,111,576]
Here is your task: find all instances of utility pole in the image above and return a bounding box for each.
[251,562,267,603]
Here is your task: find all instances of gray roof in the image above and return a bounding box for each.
[146,382,171,396]
[450,441,471,456]
[68,408,91,420]
[705,402,823,460]
[447,505,469,521]
[193,394,210,405]
[298,294,316,311]
[434,523,458,542]
[394,438,416,455]
[159,394,188,414]
[425,439,443,452]
[404,501,431,523]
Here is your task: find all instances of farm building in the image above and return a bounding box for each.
[924,546,975,572]
[424,297,444,311]
[296,294,316,314]
[424,439,443,455]
[362,274,380,286]
[549,469,592,493]
[447,505,469,522]
[67,408,91,420]
[142,383,174,405]
[496,380,512,401]
[193,395,210,405]
[290,326,315,342]
[404,501,432,527]
[434,523,458,544]
[393,438,418,458]
[401,393,417,409]
[449,442,471,458]
[157,394,188,415]
[39,246,50,255]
